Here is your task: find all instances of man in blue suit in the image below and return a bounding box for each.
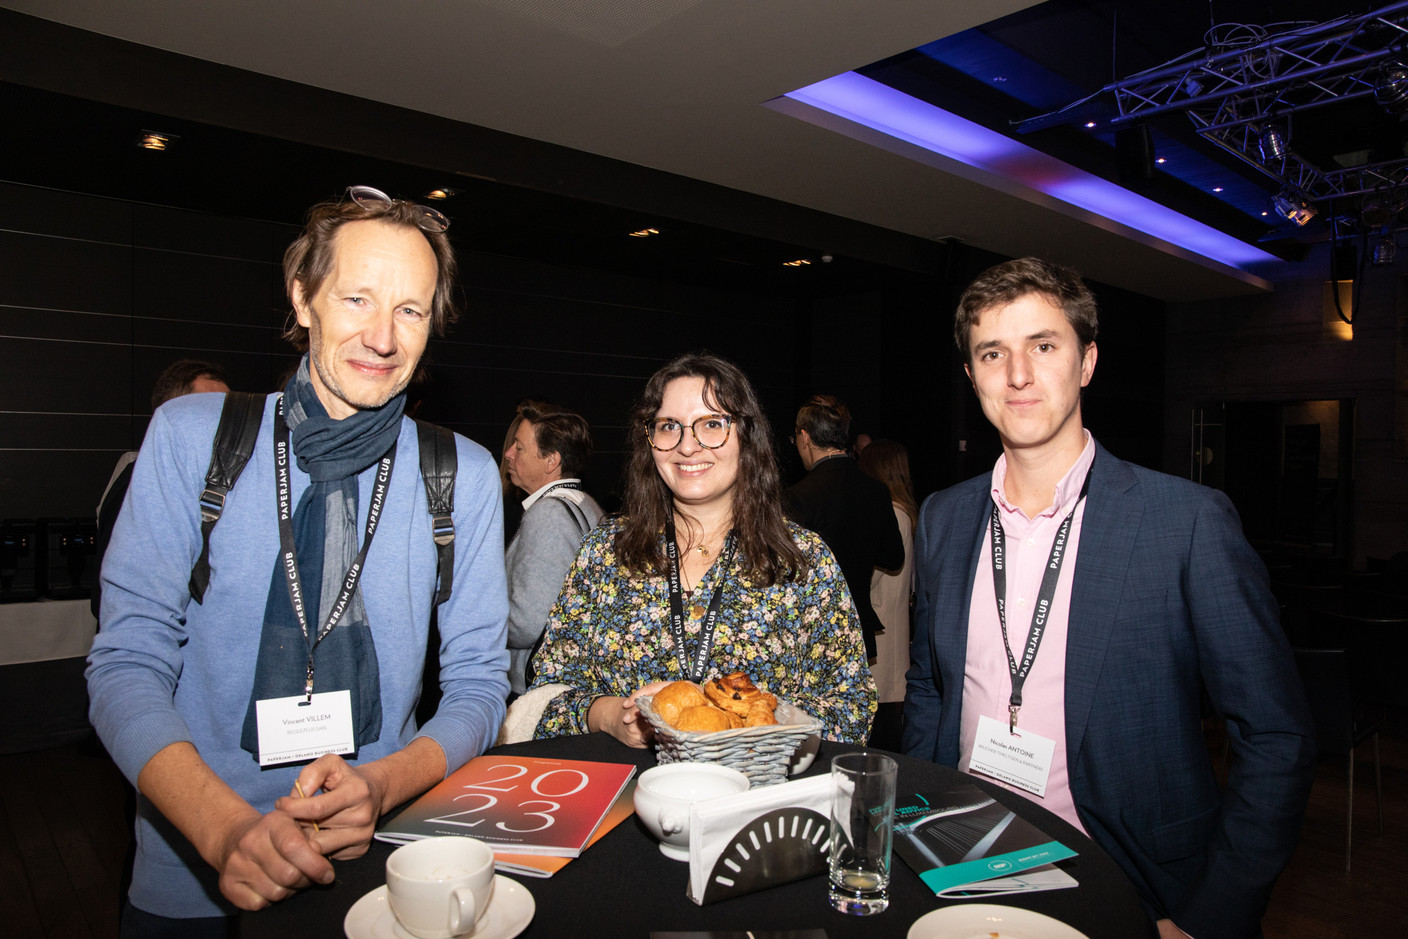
[903,258,1313,939]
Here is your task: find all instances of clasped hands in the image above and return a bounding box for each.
[215,753,389,911]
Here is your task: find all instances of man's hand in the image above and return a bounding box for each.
[276,754,392,860]
[1157,918,1193,939]
[588,681,671,747]
[136,742,335,911]
[213,808,334,911]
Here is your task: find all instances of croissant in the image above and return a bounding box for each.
[651,680,709,726]
[673,704,737,733]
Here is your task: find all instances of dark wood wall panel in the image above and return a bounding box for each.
[0,182,804,524]
[131,204,292,262]
[0,337,134,414]
[0,182,133,241]
[130,250,285,330]
[0,413,129,452]
[0,232,132,315]
[0,306,131,345]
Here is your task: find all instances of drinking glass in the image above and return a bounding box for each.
[827,751,897,915]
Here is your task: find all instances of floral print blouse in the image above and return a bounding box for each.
[529,517,877,742]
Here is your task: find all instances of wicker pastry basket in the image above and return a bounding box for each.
[635,695,822,787]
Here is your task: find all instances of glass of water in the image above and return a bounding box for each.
[827,751,898,915]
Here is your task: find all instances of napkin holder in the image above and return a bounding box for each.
[686,775,831,905]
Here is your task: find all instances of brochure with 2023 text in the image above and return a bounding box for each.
[376,754,636,858]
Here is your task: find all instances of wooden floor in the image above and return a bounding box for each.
[1,719,1404,938]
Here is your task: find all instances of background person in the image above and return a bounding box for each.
[903,257,1313,939]
[857,437,917,748]
[513,352,876,745]
[786,394,903,659]
[93,359,231,620]
[502,401,603,697]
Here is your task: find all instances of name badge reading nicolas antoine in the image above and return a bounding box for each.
[968,713,1056,797]
[254,690,355,767]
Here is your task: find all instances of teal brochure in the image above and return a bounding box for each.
[893,782,1078,896]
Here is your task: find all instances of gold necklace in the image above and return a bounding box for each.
[695,530,727,557]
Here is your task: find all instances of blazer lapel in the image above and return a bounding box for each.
[944,483,993,665]
[1064,445,1142,766]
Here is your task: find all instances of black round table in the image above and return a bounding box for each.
[242,733,1156,938]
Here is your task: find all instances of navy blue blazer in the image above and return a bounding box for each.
[903,443,1314,939]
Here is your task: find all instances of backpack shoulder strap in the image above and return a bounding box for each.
[189,392,267,604]
[415,419,457,607]
[546,489,593,540]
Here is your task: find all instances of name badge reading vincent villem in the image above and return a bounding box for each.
[254,690,355,767]
[968,713,1057,797]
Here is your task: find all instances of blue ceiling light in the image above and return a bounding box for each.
[776,72,1277,271]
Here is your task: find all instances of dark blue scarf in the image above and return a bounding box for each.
[240,358,406,760]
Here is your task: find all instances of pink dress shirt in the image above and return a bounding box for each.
[958,433,1096,834]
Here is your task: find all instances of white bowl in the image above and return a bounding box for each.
[633,762,750,860]
[789,731,822,774]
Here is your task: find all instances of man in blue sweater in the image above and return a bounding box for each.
[88,187,509,934]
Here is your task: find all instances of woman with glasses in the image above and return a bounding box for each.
[516,352,877,746]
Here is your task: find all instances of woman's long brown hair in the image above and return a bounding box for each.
[614,352,806,586]
[859,438,918,531]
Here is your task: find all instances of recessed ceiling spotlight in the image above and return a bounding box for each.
[992,76,1007,83]
[137,130,175,151]
[1155,157,1167,165]
[1212,187,1224,193]
[425,189,459,201]
[782,258,811,267]
[1084,121,1097,129]
[628,227,661,238]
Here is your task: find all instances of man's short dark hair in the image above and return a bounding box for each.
[954,257,1099,362]
[795,394,852,451]
[281,193,458,351]
[519,402,593,479]
[151,359,227,410]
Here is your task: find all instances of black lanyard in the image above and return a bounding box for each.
[664,517,737,683]
[274,397,395,700]
[535,480,581,500]
[989,464,1092,733]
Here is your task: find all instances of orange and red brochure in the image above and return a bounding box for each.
[491,780,637,878]
[376,755,636,865]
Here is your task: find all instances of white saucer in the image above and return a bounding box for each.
[344,875,535,939]
[908,903,1090,939]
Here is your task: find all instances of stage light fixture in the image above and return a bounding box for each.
[1258,125,1287,162]
[1375,62,1408,114]
[1271,189,1317,226]
[1371,234,1397,266]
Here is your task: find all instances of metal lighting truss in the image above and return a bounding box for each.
[1018,2,1408,206]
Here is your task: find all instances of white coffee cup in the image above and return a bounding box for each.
[385,836,495,939]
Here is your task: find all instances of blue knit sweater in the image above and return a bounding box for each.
[88,393,509,918]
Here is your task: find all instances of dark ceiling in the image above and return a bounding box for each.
[861,0,1407,253]
[0,81,940,303]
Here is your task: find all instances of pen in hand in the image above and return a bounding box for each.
[294,779,320,832]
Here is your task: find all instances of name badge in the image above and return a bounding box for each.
[968,713,1056,797]
[254,690,355,767]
